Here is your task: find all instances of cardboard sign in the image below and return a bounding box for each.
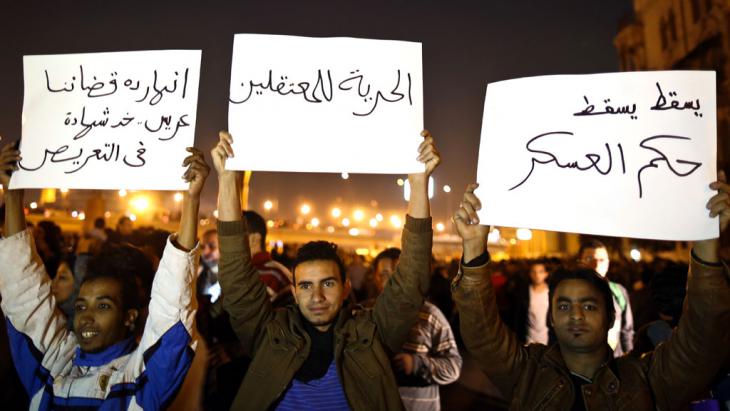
[227,34,423,174]
[476,71,717,240]
[11,50,201,190]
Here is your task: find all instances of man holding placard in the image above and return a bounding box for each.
[450,177,730,410]
[0,142,209,410]
[211,129,438,410]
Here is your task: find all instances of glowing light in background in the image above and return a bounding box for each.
[516,228,532,241]
[630,249,641,262]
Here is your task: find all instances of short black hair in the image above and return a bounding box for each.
[373,248,401,272]
[243,210,267,250]
[578,239,608,257]
[94,217,105,229]
[83,243,153,311]
[547,267,615,330]
[292,241,346,282]
[118,216,131,227]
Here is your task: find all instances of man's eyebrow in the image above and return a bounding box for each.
[319,277,338,283]
[556,296,599,303]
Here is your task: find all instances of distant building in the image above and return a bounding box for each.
[615,0,730,169]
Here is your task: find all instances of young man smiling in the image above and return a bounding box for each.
[211,130,439,410]
[450,177,730,410]
[0,142,209,410]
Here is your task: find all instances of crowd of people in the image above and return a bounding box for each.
[0,132,728,411]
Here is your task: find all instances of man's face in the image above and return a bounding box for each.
[293,260,350,332]
[529,263,548,286]
[551,279,609,353]
[580,247,610,277]
[52,262,75,304]
[119,220,133,236]
[374,257,397,293]
[73,278,137,353]
[201,232,219,264]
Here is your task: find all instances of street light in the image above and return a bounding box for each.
[443,185,451,193]
[436,222,445,232]
[341,172,349,180]
[353,209,364,221]
[118,189,128,198]
[331,207,341,218]
[311,217,320,228]
[173,192,184,203]
[341,217,350,227]
[300,204,311,215]
[263,200,273,211]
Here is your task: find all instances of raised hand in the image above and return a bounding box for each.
[453,184,490,262]
[708,170,730,233]
[0,139,20,188]
[407,130,441,219]
[415,130,441,178]
[211,131,236,179]
[694,170,729,263]
[181,147,210,198]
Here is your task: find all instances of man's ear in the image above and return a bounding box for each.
[342,278,352,301]
[125,309,139,331]
[291,284,299,304]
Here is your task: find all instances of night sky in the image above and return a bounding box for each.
[0,0,633,220]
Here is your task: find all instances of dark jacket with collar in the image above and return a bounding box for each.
[452,251,730,410]
[217,216,433,410]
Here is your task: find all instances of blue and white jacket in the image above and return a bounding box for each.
[0,229,199,410]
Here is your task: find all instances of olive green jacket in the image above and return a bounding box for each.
[217,216,433,410]
[453,252,730,410]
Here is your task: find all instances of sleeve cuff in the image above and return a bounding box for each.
[217,220,247,236]
[690,248,723,267]
[463,251,490,267]
[405,215,432,233]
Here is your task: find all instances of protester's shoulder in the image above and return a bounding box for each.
[421,301,449,325]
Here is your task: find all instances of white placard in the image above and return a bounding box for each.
[227,34,423,174]
[476,71,718,241]
[10,50,202,190]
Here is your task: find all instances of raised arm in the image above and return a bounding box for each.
[450,184,529,398]
[372,130,438,352]
[211,131,273,356]
[130,147,208,409]
[0,140,76,394]
[649,171,730,408]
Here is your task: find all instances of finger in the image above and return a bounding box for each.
[452,208,470,232]
[186,146,204,155]
[706,192,729,210]
[710,180,730,195]
[211,145,226,160]
[419,150,438,164]
[219,140,234,157]
[219,130,233,145]
[461,201,479,224]
[191,158,209,170]
[418,136,434,153]
[709,202,729,218]
[420,129,431,138]
[719,170,727,184]
[465,183,479,193]
[463,191,482,211]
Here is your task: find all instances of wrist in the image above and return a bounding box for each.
[463,238,486,262]
[692,239,719,264]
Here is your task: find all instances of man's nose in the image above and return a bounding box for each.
[312,287,325,302]
[569,304,584,320]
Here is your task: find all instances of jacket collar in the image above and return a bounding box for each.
[73,337,137,367]
[544,343,619,384]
